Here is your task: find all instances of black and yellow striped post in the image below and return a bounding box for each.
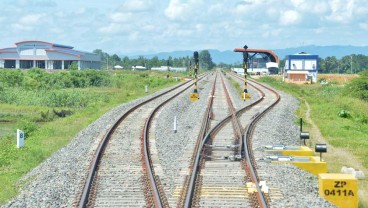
[242,45,250,101]
[190,51,199,102]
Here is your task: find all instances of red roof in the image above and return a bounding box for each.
[234,48,279,63]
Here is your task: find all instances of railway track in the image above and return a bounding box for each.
[183,71,281,207]
[77,75,207,208]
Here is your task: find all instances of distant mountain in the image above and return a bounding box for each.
[126,45,368,64]
[274,45,368,60]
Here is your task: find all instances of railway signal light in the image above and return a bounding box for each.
[190,51,199,102]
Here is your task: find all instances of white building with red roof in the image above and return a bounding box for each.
[0,40,100,70]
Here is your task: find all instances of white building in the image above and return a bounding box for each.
[284,52,318,82]
[151,66,187,72]
[0,40,100,70]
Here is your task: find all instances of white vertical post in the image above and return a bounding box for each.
[145,85,148,93]
[17,129,25,148]
[174,116,177,133]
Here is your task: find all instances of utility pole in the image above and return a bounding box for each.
[350,55,353,74]
[106,55,109,70]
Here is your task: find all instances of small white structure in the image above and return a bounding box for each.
[113,65,123,69]
[232,68,244,75]
[17,129,25,148]
[151,66,187,72]
[132,66,146,70]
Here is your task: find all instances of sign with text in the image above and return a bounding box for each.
[319,173,358,208]
[17,129,25,148]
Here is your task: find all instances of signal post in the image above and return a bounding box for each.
[190,51,199,102]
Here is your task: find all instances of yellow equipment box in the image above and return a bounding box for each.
[318,173,358,208]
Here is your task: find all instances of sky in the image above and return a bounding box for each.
[0,0,367,55]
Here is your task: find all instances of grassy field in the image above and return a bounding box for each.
[0,69,185,204]
[255,74,368,207]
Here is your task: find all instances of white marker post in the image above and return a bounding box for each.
[17,129,25,148]
[174,116,177,133]
[145,85,148,93]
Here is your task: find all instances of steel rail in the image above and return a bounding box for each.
[184,72,264,207]
[231,72,281,208]
[78,74,207,208]
[177,72,218,207]
[142,74,209,207]
[184,71,279,208]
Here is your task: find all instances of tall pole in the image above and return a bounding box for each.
[106,56,109,70]
[167,59,170,78]
[189,60,192,77]
[242,45,250,101]
[350,55,353,74]
[193,51,199,93]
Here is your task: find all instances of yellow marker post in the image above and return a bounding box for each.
[318,173,358,208]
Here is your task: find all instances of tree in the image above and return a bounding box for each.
[199,50,215,70]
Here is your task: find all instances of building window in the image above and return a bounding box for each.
[53,61,62,69]
[36,60,45,69]
[4,60,16,68]
[20,60,33,69]
[64,60,76,69]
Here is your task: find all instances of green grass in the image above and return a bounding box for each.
[0,70,182,204]
[256,76,368,206]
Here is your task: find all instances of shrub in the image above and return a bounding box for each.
[338,109,351,118]
[17,120,38,138]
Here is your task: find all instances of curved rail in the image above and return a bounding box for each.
[231,72,281,207]
[78,74,207,208]
[185,72,280,207]
[142,75,203,207]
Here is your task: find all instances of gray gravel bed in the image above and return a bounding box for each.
[155,74,215,206]
[226,77,335,207]
[2,72,336,208]
[1,81,188,208]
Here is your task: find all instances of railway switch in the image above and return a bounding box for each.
[266,155,327,175]
[318,173,358,208]
[264,145,314,156]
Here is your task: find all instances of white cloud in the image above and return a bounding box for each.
[279,10,300,25]
[325,0,354,23]
[19,14,45,25]
[110,12,132,23]
[165,0,190,21]
[1,0,368,55]
[120,0,153,12]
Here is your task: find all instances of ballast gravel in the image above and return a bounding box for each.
[2,73,335,208]
[1,80,191,208]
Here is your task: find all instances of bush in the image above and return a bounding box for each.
[338,109,351,118]
[17,120,38,138]
[344,69,368,101]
